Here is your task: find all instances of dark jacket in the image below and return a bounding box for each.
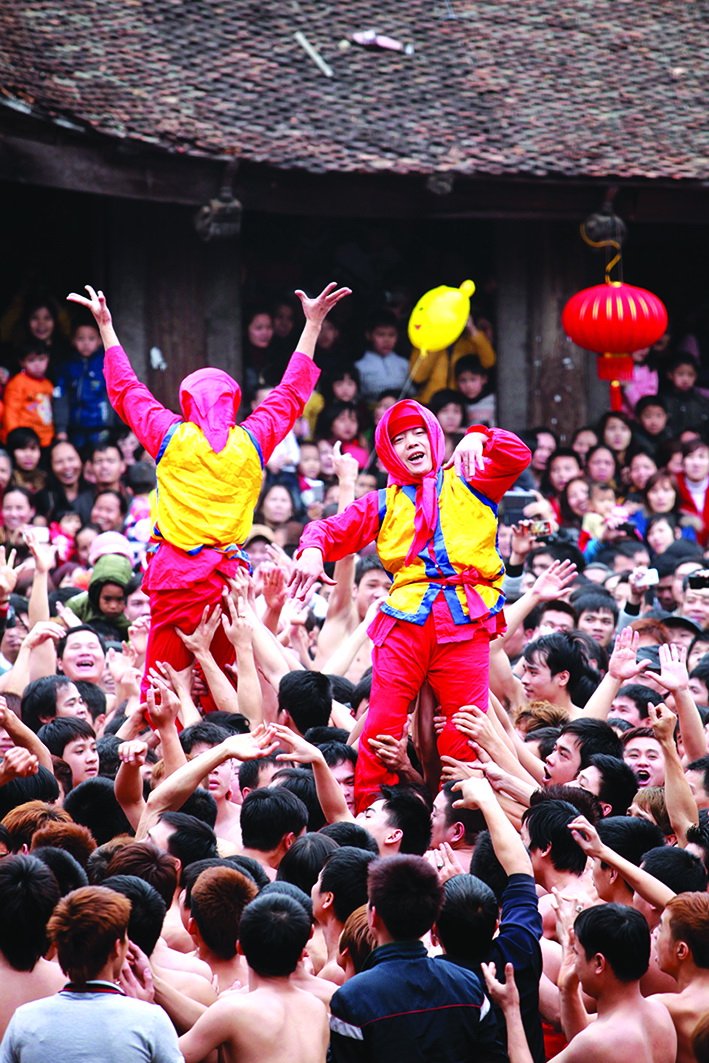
[330,939,507,1063]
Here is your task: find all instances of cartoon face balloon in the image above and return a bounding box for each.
[408,279,476,353]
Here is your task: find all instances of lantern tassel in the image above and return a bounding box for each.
[609,381,623,412]
[596,353,634,382]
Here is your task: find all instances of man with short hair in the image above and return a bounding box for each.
[239,787,308,878]
[651,892,709,1063]
[20,676,90,733]
[429,781,485,872]
[356,784,431,857]
[330,854,506,1062]
[56,625,107,687]
[485,902,677,1063]
[544,718,622,786]
[0,884,181,1062]
[277,671,332,736]
[520,633,585,715]
[0,854,65,1040]
[313,846,377,986]
[574,592,618,648]
[179,893,330,1063]
[573,753,640,817]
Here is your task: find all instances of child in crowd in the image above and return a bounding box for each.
[315,402,369,469]
[428,388,468,462]
[455,353,497,425]
[54,320,113,449]
[2,346,54,446]
[633,394,671,456]
[291,399,530,810]
[578,481,619,550]
[621,345,659,415]
[64,551,133,641]
[664,353,709,436]
[297,441,325,513]
[355,309,411,404]
[6,427,46,493]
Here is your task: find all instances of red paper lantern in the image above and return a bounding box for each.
[562,281,668,410]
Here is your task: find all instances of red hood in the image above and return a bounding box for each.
[179,368,241,452]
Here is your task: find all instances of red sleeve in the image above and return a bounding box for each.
[104,346,181,459]
[297,491,382,561]
[241,352,319,464]
[465,426,532,504]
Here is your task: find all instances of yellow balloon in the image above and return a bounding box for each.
[408,280,476,352]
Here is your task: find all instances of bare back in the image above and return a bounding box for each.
[653,984,709,1063]
[181,981,329,1063]
[0,958,65,1039]
[558,996,676,1063]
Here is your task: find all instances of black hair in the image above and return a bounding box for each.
[524,726,562,760]
[641,846,708,893]
[178,788,218,829]
[522,799,587,874]
[63,777,134,846]
[687,756,709,795]
[438,782,487,845]
[325,675,356,708]
[0,854,60,970]
[560,718,623,769]
[635,394,668,416]
[20,675,74,733]
[181,858,239,906]
[277,671,331,735]
[240,788,308,852]
[427,388,467,421]
[523,632,586,690]
[319,846,378,924]
[435,874,498,962]
[354,556,387,586]
[574,902,650,982]
[0,766,60,819]
[367,854,443,940]
[271,767,325,832]
[259,881,314,922]
[573,591,619,622]
[454,354,488,379]
[531,784,602,823]
[6,428,41,454]
[226,855,270,890]
[203,710,251,735]
[315,401,360,442]
[238,893,312,977]
[351,674,372,714]
[74,681,107,724]
[179,721,231,754]
[237,754,282,794]
[319,821,379,853]
[469,829,508,904]
[276,833,339,895]
[596,816,665,868]
[31,847,88,897]
[318,741,358,769]
[157,812,218,868]
[616,684,662,719]
[96,735,122,780]
[91,488,129,516]
[36,716,95,758]
[304,727,352,747]
[102,874,166,955]
[586,755,641,817]
[379,784,432,855]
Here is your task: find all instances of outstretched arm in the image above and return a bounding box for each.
[66,286,180,457]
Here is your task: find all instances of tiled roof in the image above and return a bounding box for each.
[1,1,707,180]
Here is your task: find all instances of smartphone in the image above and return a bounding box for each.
[32,527,50,543]
[528,520,553,537]
[688,571,709,590]
[501,490,536,527]
[636,567,659,589]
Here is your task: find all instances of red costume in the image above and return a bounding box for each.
[298,400,530,810]
[104,346,318,690]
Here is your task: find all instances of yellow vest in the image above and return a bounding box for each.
[377,467,505,623]
[154,422,263,553]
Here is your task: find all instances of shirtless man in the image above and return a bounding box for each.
[0,854,65,1039]
[484,902,676,1063]
[179,892,329,1063]
[651,892,709,1063]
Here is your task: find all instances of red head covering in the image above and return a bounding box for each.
[179,369,242,454]
[375,400,445,564]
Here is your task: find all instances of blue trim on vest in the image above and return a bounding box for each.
[442,585,469,623]
[377,488,387,525]
[460,476,498,515]
[380,584,440,626]
[156,421,181,465]
[243,427,264,469]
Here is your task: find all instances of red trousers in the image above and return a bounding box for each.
[141,572,235,706]
[355,613,491,812]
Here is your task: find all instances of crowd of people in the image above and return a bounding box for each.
[0,279,709,1062]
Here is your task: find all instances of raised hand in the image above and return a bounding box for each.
[288,547,336,601]
[647,700,678,746]
[608,626,652,683]
[444,431,487,480]
[481,961,520,1014]
[332,440,359,484]
[66,285,113,329]
[295,282,351,327]
[0,549,19,600]
[531,559,577,601]
[175,605,221,658]
[644,641,690,694]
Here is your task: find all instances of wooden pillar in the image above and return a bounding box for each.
[203,239,242,385]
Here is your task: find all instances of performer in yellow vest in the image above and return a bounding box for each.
[290,399,530,811]
[68,283,350,697]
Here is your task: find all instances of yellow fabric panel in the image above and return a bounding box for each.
[155,423,262,551]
